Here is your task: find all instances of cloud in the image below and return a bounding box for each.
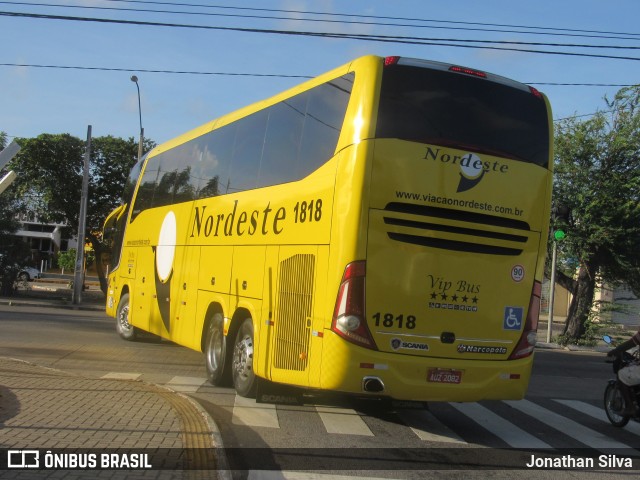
[278,0,376,36]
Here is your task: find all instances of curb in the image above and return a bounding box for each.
[536,342,610,353]
[0,298,104,311]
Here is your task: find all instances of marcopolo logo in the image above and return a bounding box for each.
[423,147,509,193]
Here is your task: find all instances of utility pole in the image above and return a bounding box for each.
[72,126,91,305]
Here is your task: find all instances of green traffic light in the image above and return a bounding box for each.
[554,230,566,241]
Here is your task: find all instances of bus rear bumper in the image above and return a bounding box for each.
[319,331,533,402]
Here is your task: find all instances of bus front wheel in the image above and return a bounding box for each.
[204,313,231,386]
[232,318,257,397]
[115,293,137,341]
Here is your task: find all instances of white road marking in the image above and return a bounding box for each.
[233,395,280,428]
[166,375,207,393]
[451,402,552,449]
[101,372,141,380]
[554,399,640,437]
[397,408,466,444]
[315,405,374,436]
[505,399,633,451]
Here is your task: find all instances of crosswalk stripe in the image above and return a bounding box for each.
[554,399,640,436]
[505,399,633,451]
[165,375,207,393]
[397,409,466,444]
[450,402,552,449]
[315,406,374,436]
[95,372,640,445]
[233,395,280,428]
[101,372,141,380]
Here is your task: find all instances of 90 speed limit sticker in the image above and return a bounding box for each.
[511,265,525,282]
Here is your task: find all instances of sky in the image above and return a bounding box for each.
[1,0,639,146]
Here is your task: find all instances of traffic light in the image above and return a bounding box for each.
[551,204,570,241]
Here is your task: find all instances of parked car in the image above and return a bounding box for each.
[17,266,41,282]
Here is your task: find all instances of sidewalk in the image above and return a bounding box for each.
[0,357,227,477]
[0,281,229,478]
[0,277,105,311]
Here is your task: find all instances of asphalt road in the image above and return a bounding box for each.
[0,304,638,480]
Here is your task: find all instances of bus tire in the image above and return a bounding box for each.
[204,313,231,386]
[232,318,257,397]
[115,293,137,341]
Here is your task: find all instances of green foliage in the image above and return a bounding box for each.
[553,86,640,342]
[0,133,29,295]
[57,249,76,272]
[7,133,155,237]
[555,86,640,283]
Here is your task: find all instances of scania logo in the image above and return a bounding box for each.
[423,147,509,193]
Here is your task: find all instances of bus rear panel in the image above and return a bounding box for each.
[323,57,552,402]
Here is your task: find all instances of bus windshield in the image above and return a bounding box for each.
[376,63,550,167]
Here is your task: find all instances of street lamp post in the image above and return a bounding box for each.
[130,75,144,161]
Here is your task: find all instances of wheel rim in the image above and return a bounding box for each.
[118,304,132,333]
[233,334,254,381]
[207,329,223,372]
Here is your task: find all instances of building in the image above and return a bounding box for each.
[14,213,78,270]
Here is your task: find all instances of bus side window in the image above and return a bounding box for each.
[299,73,354,176]
[258,93,307,188]
[228,110,268,194]
[196,125,234,198]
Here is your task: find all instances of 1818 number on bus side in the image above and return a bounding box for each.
[373,312,416,329]
[294,199,322,223]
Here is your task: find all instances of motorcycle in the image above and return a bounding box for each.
[603,335,640,427]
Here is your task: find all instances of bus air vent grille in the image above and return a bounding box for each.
[383,202,529,256]
[273,254,315,371]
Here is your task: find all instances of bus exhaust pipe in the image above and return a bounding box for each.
[362,376,385,393]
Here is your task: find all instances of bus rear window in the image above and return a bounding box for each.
[376,65,549,167]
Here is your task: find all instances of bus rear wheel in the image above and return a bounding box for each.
[115,293,137,341]
[204,313,231,386]
[232,318,257,397]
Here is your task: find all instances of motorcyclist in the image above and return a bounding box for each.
[607,327,640,415]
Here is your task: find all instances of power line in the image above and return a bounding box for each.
[2,10,640,61]
[3,0,640,43]
[0,62,311,78]
[103,0,640,42]
[1,62,637,88]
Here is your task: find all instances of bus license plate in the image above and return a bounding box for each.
[428,369,462,384]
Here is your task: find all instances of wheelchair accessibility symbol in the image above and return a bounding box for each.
[503,307,523,330]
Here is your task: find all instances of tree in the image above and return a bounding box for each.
[0,131,30,295]
[553,86,640,344]
[57,248,76,274]
[7,133,156,294]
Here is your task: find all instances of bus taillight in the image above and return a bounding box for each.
[384,56,400,67]
[529,86,543,98]
[449,65,487,78]
[509,281,541,360]
[331,261,377,350]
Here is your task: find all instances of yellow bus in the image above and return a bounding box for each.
[104,55,553,402]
